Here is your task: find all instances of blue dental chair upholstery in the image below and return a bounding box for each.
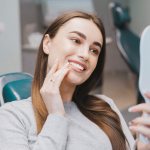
[0,72,33,106]
[109,2,144,103]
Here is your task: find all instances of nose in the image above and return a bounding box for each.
[77,46,89,61]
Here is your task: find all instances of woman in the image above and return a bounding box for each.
[129,92,150,150]
[0,11,135,150]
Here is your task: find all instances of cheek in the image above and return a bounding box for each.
[85,61,97,80]
[90,58,98,72]
[48,44,63,60]
[47,48,69,68]
[53,41,73,56]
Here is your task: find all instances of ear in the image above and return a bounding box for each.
[43,34,51,54]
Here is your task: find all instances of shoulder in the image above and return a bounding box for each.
[94,94,116,108]
[0,97,33,113]
[94,94,123,117]
[0,97,35,127]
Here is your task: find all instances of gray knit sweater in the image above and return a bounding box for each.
[0,95,135,150]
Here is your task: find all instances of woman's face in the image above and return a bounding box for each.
[43,18,103,85]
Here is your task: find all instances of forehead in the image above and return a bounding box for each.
[58,18,103,43]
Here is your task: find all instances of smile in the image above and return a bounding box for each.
[70,62,84,70]
[68,59,87,72]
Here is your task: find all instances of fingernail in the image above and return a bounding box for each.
[66,62,70,66]
[128,107,132,112]
[129,120,134,125]
[129,126,133,130]
[128,121,132,126]
[67,63,71,69]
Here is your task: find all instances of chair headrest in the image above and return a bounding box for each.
[2,78,32,103]
[110,2,131,28]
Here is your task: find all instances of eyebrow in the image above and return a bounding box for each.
[69,31,102,49]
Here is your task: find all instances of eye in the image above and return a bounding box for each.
[71,38,81,44]
[90,48,99,55]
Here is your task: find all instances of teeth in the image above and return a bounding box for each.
[69,62,84,71]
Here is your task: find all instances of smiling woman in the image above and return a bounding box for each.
[0,11,135,150]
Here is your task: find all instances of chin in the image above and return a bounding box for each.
[66,73,86,85]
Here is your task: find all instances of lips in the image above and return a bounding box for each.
[68,59,87,72]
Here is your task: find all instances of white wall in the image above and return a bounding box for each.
[129,0,150,35]
[0,0,21,74]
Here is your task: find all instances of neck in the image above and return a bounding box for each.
[60,80,76,103]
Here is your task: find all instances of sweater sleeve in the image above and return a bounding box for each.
[0,103,69,150]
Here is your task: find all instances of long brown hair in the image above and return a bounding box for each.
[32,11,128,149]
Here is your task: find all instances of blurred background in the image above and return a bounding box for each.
[0,0,150,122]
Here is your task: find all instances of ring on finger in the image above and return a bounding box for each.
[50,79,54,82]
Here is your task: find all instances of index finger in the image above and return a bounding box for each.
[128,103,150,113]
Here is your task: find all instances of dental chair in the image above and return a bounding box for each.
[0,72,33,106]
[109,2,144,103]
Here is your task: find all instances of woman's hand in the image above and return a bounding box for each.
[40,60,70,116]
[128,92,150,149]
[129,103,150,136]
